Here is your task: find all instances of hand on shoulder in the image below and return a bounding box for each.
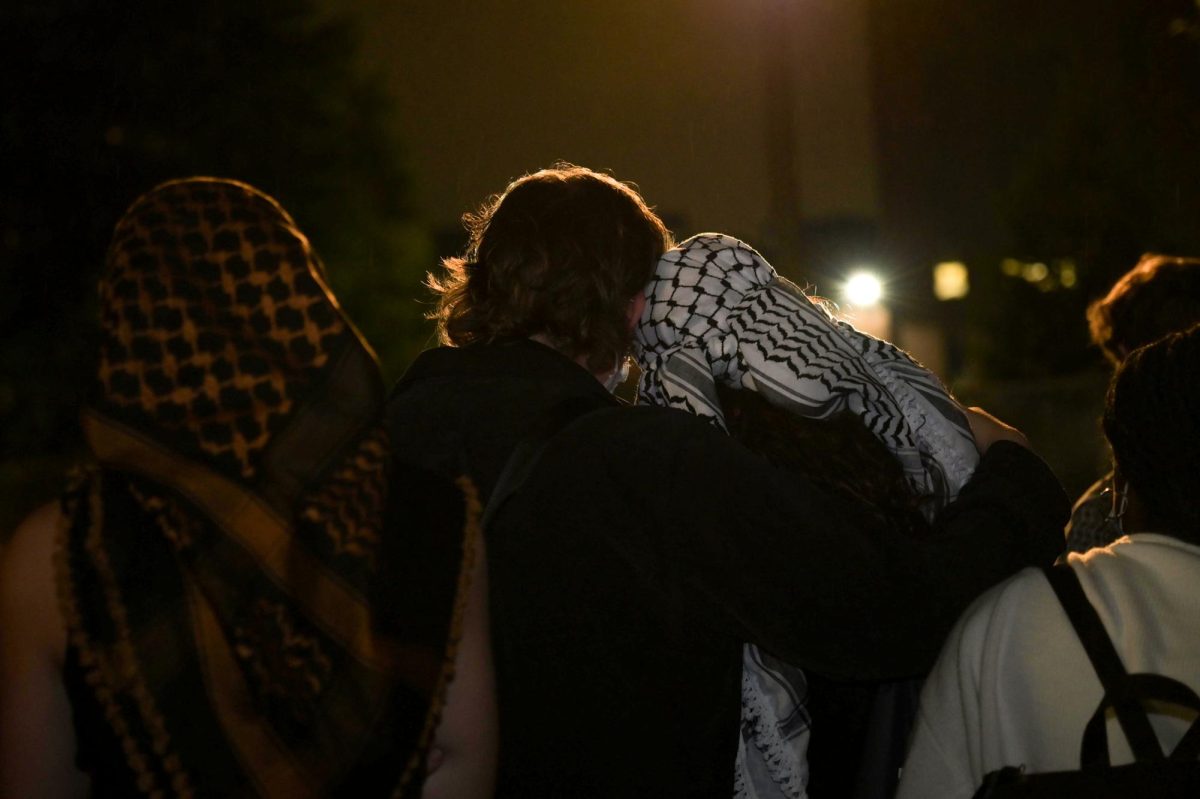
[963,406,1031,454]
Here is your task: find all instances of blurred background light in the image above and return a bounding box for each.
[1057,259,1078,288]
[1022,261,1049,283]
[933,260,969,300]
[844,270,883,306]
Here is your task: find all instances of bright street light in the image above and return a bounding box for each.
[843,271,884,307]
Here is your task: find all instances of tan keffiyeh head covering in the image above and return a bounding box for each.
[57,178,476,797]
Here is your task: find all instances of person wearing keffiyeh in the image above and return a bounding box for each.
[634,233,989,799]
[390,165,1069,798]
[0,178,489,798]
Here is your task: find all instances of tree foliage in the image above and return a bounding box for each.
[0,0,433,526]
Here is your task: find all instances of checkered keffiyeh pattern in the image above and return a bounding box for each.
[1066,473,1123,553]
[634,233,980,799]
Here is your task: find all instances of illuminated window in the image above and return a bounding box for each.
[934,261,969,300]
[1001,257,1078,290]
[1022,262,1049,283]
[1058,259,1078,288]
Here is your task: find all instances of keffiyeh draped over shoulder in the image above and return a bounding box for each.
[57,178,476,798]
[633,233,979,799]
[636,233,977,505]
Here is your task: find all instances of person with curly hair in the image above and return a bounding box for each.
[1066,253,1200,553]
[898,323,1200,798]
[388,165,1070,797]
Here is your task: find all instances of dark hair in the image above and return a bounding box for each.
[1087,253,1200,365]
[1102,323,1200,544]
[716,384,930,538]
[429,163,673,372]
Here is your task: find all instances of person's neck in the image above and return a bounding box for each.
[528,333,615,388]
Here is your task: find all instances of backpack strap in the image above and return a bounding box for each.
[1172,711,1200,762]
[480,394,610,530]
[1078,673,1200,766]
[1043,564,1165,764]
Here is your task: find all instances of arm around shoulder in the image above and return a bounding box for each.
[871,442,1069,674]
[942,440,1070,567]
[610,409,1068,680]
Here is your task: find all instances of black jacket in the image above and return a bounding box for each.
[387,339,1069,798]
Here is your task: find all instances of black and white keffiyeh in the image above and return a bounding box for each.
[633,233,979,799]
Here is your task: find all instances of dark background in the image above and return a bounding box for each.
[4,0,1200,533]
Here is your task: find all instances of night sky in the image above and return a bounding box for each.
[339,0,877,240]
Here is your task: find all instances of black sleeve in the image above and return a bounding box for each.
[628,418,1069,680]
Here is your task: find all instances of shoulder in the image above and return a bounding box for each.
[940,567,1057,667]
[1073,532,1200,567]
[979,566,1058,623]
[580,403,710,430]
[572,404,730,445]
[951,537,1200,661]
[1066,534,1200,588]
[1066,534,1200,615]
[565,404,759,474]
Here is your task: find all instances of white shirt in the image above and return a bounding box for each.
[897,534,1200,799]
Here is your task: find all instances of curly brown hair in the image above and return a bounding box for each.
[1087,253,1200,365]
[1103,323,1200,544]
[428,164,673,372]
[717,384,931,539]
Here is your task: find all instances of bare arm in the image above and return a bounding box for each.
[421,533,498,799]
[0,503,88,798]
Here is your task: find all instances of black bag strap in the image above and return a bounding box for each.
[973,568,1200,798]
[1172,709,1200,761]
[971,766,1023,799]
[1079,673,1200,765]
[1042,564,1164,763]
[480,394,610,530]
[974,760,1200,799]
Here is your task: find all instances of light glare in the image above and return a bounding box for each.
[844,271,884,307]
